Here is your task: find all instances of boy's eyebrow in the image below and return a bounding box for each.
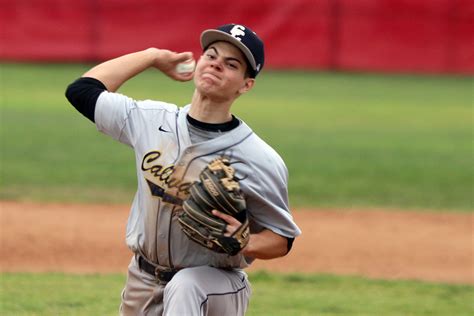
[207,46,243,65]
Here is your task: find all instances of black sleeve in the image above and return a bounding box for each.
[65,77,107,123]
[286,237,295,253]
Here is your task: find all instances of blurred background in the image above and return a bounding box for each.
[1,0,473,73]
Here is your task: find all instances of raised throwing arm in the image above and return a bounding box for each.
[83,48,194,92]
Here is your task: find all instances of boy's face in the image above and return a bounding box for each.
[194,41,254,102]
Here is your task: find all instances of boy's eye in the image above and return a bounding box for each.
[228,63,238,69]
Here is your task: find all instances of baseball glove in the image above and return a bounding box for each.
[178,157,250,256]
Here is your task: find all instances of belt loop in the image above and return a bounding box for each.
[134,253,139,267]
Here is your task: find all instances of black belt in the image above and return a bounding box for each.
[138,255,179,283]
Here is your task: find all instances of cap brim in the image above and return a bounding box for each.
[200,30,256,71]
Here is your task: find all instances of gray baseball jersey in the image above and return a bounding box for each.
[95,90,301,315]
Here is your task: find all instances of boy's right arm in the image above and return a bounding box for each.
[65,48,194,122]
[82,48,194,92]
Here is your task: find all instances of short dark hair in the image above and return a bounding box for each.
[243,59,252,79]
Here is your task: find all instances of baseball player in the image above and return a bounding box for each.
[66,23,301,316]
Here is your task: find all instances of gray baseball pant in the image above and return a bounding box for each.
[120,256,251,316]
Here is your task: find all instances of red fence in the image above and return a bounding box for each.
[1,0,472,74]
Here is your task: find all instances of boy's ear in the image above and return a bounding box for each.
[238,78,255,95]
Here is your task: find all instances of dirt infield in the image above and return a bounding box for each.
[0,201,472,284]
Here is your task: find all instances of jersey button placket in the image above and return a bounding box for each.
[156,205,171,267]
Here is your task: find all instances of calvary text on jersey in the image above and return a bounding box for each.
[141,150,191,193]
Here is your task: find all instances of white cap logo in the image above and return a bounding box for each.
[230,25,246,41]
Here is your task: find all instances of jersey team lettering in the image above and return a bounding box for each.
[141,150,191,193]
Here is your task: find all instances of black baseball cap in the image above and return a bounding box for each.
[200,24,265,78]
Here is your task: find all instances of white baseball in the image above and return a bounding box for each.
[176,60,196,74]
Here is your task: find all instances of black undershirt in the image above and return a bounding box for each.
[186,113,240,132]
[65,77,106,123]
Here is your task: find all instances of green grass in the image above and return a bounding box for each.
[0,272,472,315]
[0,273,125,315]
[1,63,473,210]
[248,272,474,316]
